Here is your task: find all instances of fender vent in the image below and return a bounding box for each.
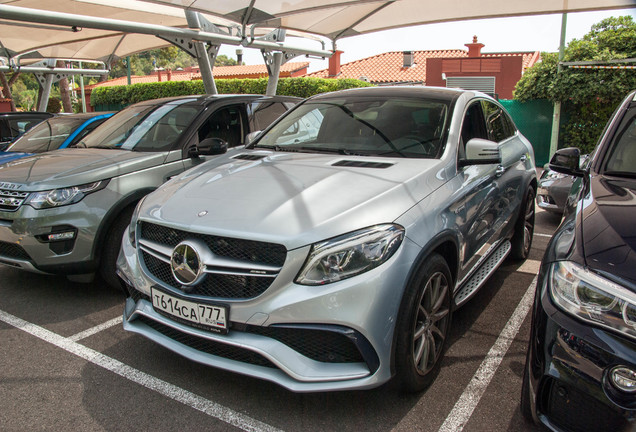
[233,154,266,161]
[332,160,393,169]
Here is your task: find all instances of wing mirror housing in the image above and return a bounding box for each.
[549,147,585,177]
[459,138,501,167]
[189,137,228,158]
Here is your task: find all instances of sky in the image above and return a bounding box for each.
[217,8,636,73]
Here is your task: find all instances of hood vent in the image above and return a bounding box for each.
[233,154,267,161]
[333,160,393,169]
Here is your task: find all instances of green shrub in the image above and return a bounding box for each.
[91,77,373,108]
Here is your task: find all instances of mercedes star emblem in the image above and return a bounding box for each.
[170,241,204,286]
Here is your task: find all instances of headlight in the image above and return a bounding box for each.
[549,261,636,339]
[542,170,567,180]
[295,224,404,286]
[26,180,108,209]
[128,196,147,249]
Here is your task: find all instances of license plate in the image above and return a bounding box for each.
[151,288,228,334]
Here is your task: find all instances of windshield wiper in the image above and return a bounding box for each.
[298,146,366,156]
[603,170,636,179]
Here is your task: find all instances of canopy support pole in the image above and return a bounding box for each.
[260,29,298,96]
[549,13,568,160]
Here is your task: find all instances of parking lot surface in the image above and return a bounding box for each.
[0,206,561,432]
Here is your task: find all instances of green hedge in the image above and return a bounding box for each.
[91,77,373,108]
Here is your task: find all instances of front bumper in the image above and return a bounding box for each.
[117,224,420,392]
[526,273,636,432]
[0,189,115,274]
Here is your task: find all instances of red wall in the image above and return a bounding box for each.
[426,56,523,99]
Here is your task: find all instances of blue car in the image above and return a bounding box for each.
[0,112,113,164]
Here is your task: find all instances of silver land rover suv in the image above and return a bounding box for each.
[0,94,299,288]
[117,87,537,392]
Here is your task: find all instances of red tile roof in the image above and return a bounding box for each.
[307,49,540,84]
[195,62,309,79]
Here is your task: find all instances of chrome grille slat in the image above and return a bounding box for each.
[139,222,286,300]
[0,189,29,212]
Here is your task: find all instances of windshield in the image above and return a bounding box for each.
[604,108,636,177]
[77,99,200,152]
[254,97,450,158]
[6,117,88,153]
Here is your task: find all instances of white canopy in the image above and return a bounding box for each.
[143,0,636,41]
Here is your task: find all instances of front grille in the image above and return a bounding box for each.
[140,222,286,267]
[0,240,31,261]
[142,251,273,299]
[137,315,276,368]
[0,189,29,212]
[542,378,627,432]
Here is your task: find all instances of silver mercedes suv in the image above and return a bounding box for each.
[0,94,299,288]
[117,87,537,392]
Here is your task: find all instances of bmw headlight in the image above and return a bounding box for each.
[549,261,636,339]
[26,180,108,209]
[295,224,404,286]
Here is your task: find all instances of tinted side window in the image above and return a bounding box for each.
[461,102,488,144]
[604,110,636,174]
[249,102,287,131]
[482,100,513,142]
[198,105,245,148]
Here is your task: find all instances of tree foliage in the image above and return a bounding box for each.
[514,16,636,153]
[108,47,237,79]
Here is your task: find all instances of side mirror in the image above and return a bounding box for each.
[459,138,501,167]
[549,147,585,177]
[245,131,261,145]
[190,137,228,158]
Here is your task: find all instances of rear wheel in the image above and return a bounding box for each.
[99,205,135,290]
[510,186,535,261]
[395,254,452,392]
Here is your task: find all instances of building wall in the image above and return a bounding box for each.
[426,56,523,99]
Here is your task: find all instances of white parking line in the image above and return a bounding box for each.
[437,276,537,432]
[69,316,123,342]
[0,309,283,432]
[534,232,552,238]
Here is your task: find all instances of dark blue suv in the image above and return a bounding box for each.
[521,90,636,431]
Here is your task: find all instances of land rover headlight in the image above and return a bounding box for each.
[26,180,108,209]
[549,261,636,339]
[295,224,404,286]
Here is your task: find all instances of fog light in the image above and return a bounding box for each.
[48,231,75,242]
[610,366,636,393]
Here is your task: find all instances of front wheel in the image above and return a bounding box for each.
[395,253,452,392]
[510,186,535,261]
[99,205,135,290]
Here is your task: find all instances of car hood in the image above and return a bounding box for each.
[581,175,636,286]
[0,148,168,191]
[0,151,32,165]
[142,151,445,250]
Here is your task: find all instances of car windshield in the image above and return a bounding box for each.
[77,99,200,152]
[254,96,450,158]
[6,116,88,153]
[604,108,636,177]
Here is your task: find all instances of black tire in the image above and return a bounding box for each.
[99,205,135,290]
[395,253,452,392]
[510,185,535,261]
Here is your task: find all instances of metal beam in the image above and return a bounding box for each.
[0,66,108,76]
[185,10,218,95]
[0,4,332,58]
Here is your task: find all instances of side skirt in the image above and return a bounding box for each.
[453,240,511,308]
